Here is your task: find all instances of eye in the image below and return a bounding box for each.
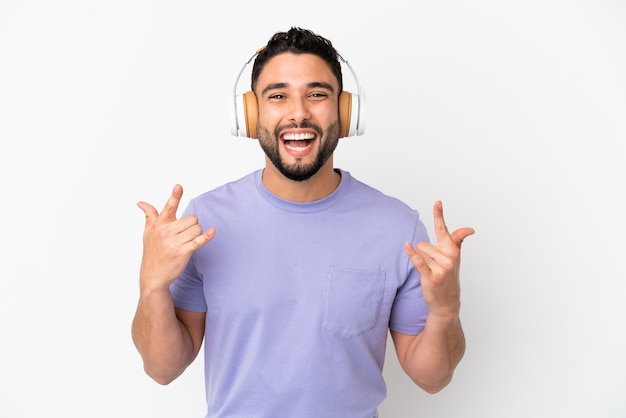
[309,92,328,99]
[269,94,286,100]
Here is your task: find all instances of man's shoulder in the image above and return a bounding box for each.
[184,170,261,216]
[342,170,416,214]
[194,170,259,200]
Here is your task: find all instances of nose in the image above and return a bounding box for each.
[287,95,311,126]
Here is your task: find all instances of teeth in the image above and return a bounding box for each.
[283,132,315,151]
[283,132,315,141]
[285,142,310,151]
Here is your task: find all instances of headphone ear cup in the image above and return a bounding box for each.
[231,90,259,138]
[338,91,352,138]
[242,91,258,138]
[339,91,365,138]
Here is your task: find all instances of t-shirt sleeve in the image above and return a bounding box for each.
[388,215,430,335]
[169,258,207,312]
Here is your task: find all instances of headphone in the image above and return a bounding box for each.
[229,48,366,139]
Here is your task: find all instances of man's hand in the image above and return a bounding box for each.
[137,184,215,292]
[404,201,474,318]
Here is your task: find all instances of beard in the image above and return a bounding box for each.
[257,121,340,182]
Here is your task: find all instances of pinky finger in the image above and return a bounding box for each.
[188,228,216,251]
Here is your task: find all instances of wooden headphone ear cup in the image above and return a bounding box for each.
[243,91,258,138]
[338,91,352,138]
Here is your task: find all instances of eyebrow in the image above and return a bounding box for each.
[260,81,336,98]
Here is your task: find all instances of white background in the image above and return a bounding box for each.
[1,1,625,417]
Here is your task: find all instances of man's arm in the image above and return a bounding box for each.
[395,200,473,393]
[131,184,214,384]
[390,315,465,393]
[132,294,206,384]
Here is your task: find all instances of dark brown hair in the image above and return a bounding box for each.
[251,27,343,95]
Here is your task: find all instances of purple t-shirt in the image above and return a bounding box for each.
[170,169,430,418]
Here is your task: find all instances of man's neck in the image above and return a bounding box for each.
[261,158,341,203]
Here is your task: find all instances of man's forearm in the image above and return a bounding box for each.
[393,313,466,394]
[131,288,196,385]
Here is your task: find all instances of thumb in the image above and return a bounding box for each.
[137,201,158,223]
[450,227,475,248]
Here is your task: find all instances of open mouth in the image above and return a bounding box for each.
[282,132,316,152]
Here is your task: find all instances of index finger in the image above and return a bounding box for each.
[433,200,450,243]
[433,200,475,248]
[160,184,184,221]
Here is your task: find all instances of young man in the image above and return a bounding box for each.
[132,27,474,418]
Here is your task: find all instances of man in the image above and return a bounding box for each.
[132,27,474,418]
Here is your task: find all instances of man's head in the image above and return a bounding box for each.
[252,28,343,183]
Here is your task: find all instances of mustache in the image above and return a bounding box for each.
[275,122,323,137]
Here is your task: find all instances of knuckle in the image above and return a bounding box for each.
[191,224,202,236]
[189,239,202,250]
[440,257,455,271]
[157,227,170,240]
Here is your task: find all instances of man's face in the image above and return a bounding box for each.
[255,53,341,182]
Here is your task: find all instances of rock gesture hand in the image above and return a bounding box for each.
[137,184,215,292]
[405,201,474,318]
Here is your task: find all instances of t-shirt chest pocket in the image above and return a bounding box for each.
[323,268,386,339]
